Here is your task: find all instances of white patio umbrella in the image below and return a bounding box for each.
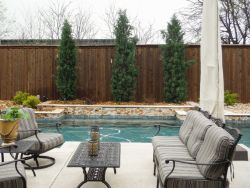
[199,0,225,122]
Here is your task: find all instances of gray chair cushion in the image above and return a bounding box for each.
[158,160,225,188]
[17,108,38,140]
[155,146,194,162]
[186,113,215,158]
[0,162,26,188]
[152,136,185,149]
[196,125,234,179]
[179,111,201,144]
[21,133,64,153]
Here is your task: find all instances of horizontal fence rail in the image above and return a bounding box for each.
[0,45,249,103]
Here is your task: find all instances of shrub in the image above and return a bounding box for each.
[23,96,41,109]
[13,91,29,105]
[112,10,138,102]
[224,90,239,106]
[161,15,192,103]
[56,19,77,100]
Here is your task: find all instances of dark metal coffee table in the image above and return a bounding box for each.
[68,142,121,188]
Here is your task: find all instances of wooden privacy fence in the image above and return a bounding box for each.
[0,45,250,102]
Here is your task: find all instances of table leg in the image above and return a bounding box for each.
[77,168,87,188]
[100,168,111,188]
[102,180,111,188]
[77,167,113,188]
[1,153,4,162]
[77,180,87,188]
[113,167,116,174]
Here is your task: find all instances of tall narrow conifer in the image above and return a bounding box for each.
[56,20,77,100]
[161,15,190,103]
[112,10,138,102]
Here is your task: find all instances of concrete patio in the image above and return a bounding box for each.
[15,142,250,188]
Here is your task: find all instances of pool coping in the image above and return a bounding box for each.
[36,114,180,124]
[36,114,250,127]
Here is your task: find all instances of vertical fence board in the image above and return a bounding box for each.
[0,45,249,103]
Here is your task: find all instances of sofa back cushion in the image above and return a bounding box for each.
[179,111,201,144]
[196,125,234,179]
[186,113,215,158]
[17,108,38,140]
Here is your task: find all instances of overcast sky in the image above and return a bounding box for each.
[1,0,189,42]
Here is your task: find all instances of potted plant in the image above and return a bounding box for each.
[0,107,28,146]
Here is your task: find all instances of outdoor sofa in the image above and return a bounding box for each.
[152,110,241,188]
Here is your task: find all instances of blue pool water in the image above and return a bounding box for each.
[40,120,250,147]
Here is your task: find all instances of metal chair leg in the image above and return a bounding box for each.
[34,157,39,167]
[156,176,159,188]
[154,163,156,176]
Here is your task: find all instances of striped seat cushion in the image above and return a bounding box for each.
[17,108,38,140]
[152,136,185,149]
[155,146,194,162]
[21,133,64,152]
[179,111,201,144]
[186,113,215,158]
[0,162,26,188]
[158,160,225,188]
[196,125,234,179]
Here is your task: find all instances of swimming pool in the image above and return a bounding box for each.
[39,119,250,147]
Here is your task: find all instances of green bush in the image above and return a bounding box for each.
[224,90,239,105]
[112,10,138,102]
[56,19,77,100]
[13,91,29,105]
[161,15,192,103]
[23,96,41,109]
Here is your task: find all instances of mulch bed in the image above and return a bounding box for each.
[48,100,187,106]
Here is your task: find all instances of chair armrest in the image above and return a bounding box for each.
[162,159,231,184]
[165,159,230,166]
[154,124,161,136]
[18,129,43,150]
[0,144,18,150]
[38,122,62,133]
[18,129,41,133]
[153,124,180,136]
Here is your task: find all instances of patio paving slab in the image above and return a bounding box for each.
[20,142,250,188]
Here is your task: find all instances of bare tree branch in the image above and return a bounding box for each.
[103,3,118,38]
[72,9,97,39]
[103,4,156,43]
[39,0,72,39]
[0,1,13,39]
[133,21,156,44]
[179,0,250,44]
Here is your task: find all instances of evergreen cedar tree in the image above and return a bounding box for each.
[161,15,191,103]
[112,10,138,102]
[56,20,77,100]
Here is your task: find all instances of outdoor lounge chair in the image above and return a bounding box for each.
[16,108,64,169]
[0,159,27,188]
